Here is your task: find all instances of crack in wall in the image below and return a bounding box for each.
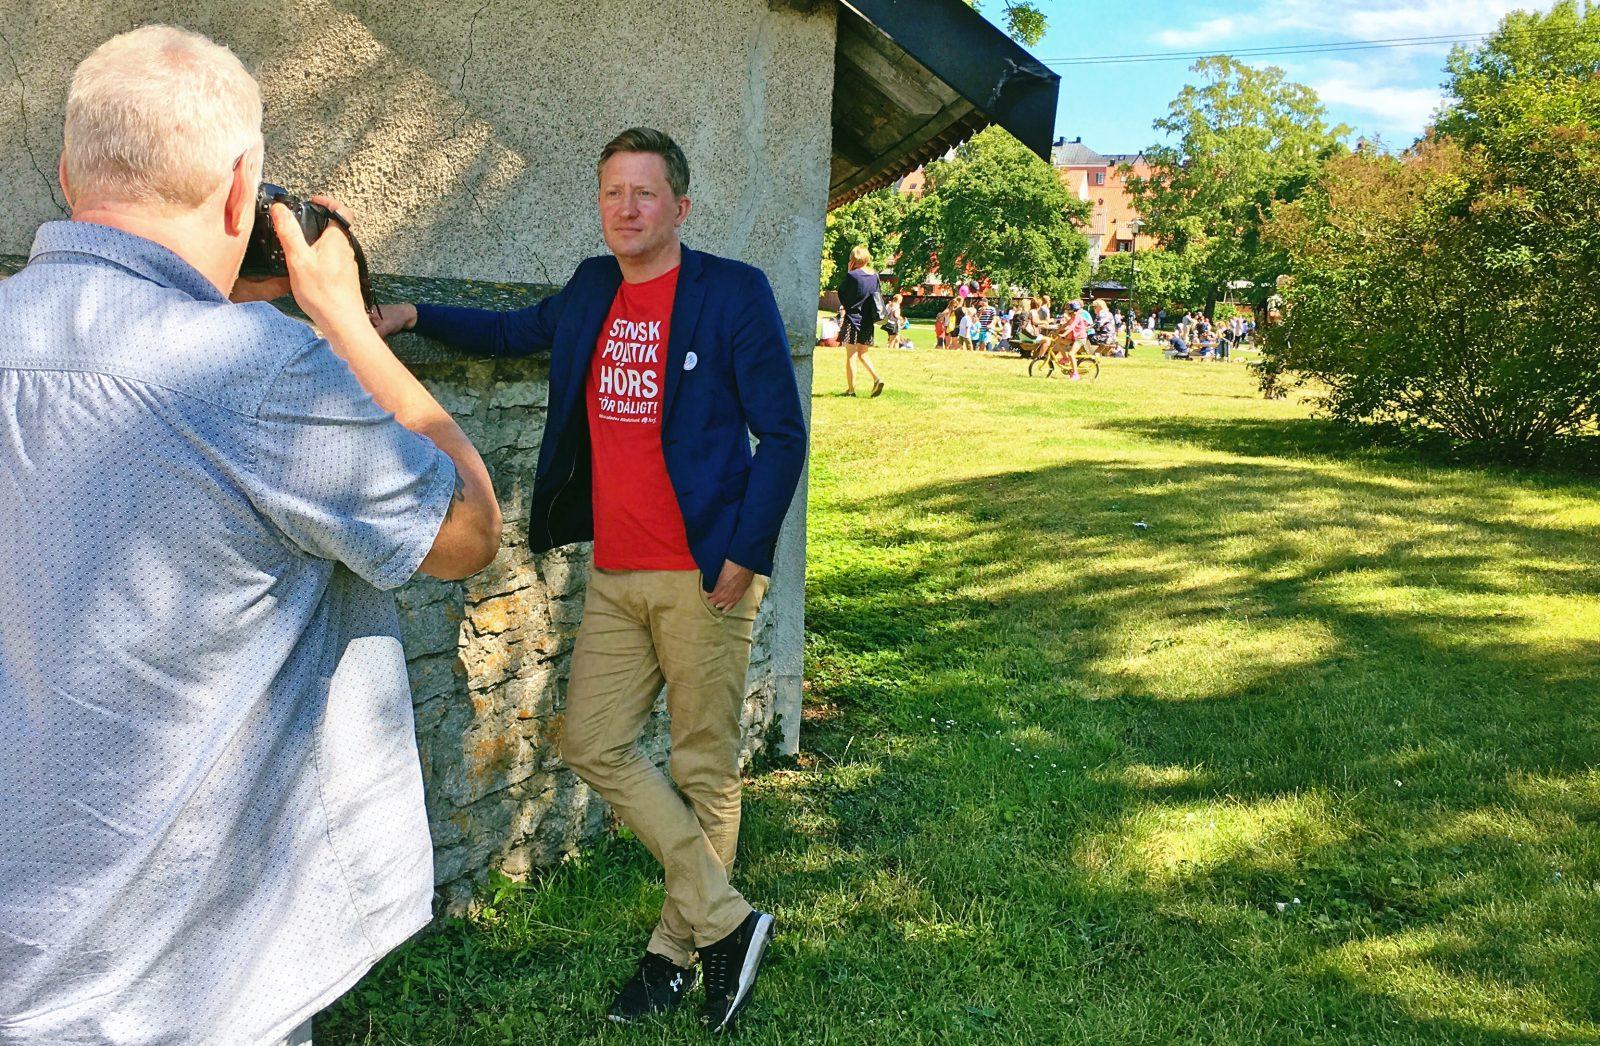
[723,8,773,258]
[443,0,492,146]
[0,25,67,216]
[445,0,555,286]
[470,189,555,286]
[458,0,490,94]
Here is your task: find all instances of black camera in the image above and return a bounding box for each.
[241,182,378,314]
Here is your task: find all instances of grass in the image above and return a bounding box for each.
[321,325,1600,1043]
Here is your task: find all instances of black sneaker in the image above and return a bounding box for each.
[607,951,698,1024]
[699,910,775,1032]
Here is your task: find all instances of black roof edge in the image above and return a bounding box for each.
[838,0,1060,160]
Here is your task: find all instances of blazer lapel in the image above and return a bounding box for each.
[663,246,708,427]
[559,257,622,423]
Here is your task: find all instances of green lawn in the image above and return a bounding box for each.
[323,332,1600,1043]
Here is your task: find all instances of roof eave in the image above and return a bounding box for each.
[837,0,1059,160]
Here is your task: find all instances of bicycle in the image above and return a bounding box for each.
[1026,332,1100,381]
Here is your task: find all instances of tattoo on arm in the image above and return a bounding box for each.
[443,469,467,523]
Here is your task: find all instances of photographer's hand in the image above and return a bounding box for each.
[271,197,367,330]
[272,195,502,581]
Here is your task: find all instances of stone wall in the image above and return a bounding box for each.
[397,355,786,906]
[0,0,834,907]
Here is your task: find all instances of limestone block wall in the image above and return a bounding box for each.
[393,353,787,907]
[0,0,834,908]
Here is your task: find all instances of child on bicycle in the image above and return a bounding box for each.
[1060,300,1088,380]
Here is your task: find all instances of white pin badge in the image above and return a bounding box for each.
[684,351,699,371]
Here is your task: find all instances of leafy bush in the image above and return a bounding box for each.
[1257,4,1600,459]
[1093,248,1198,315]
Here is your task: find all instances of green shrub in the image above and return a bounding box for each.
[1257,6,1600,459]
[1259,140,1600,459]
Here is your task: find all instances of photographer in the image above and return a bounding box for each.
[0,27,499,1046]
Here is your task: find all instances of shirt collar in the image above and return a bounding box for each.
[29,220,229,304]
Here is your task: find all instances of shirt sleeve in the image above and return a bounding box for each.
[243,338,459,590]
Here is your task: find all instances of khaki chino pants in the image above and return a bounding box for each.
[560,567,768,966]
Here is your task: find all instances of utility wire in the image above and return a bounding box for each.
[1038,23,1596,67]
[1043,35,1487,65]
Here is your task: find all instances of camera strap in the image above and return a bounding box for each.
[324,210,379,315]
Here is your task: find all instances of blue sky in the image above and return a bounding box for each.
[1023,0,1555,154]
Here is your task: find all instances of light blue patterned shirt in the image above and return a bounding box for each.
[0,222,456,1045]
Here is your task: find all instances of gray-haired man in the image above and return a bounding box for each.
[0,26,500,1045]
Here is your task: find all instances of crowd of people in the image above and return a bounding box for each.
[825,244,1265,393]
[1163,310,1256,360]
[929,293,1135,357]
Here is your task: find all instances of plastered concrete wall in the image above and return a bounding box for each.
[1,0,831,907]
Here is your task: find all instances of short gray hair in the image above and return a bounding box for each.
[64,26,262,208]
[597,128,690,198]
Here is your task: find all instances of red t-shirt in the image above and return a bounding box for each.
[586,266,696,571]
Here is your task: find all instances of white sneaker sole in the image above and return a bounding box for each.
[712,912,774,1033]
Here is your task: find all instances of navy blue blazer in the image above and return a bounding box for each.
[412,246,808,590]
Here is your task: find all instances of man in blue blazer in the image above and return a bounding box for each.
[375,128,806,1032]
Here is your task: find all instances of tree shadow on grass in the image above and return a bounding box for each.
[323,426,1598,1043]
[790,446,1600,1041]
[1105,414,1600,478]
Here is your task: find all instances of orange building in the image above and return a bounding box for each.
[1051,137,1158,265]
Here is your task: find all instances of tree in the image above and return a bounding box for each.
[961,0,1047,46]
[820,188,908,292]
[1436,0,1600,150]
[896,127,1091,303]
[1091,249,1198,314]
[1128,57,1348,316]
[1254,1,1600,459]
[1259,136,1600,459]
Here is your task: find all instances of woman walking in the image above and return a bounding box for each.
[883,293,912,350]
[838,245,885,397]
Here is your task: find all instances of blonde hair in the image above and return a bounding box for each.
[848,245,873,271]
[64,26,262,209]
[598,127,690,198]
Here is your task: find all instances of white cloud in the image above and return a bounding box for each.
[1147,0,1556,66]
[1273,54,1449,142]
[1154,17,1240,49]
[1312,78,1446,131]
[1138,0,1560,145]
[1271,0,1551,40]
